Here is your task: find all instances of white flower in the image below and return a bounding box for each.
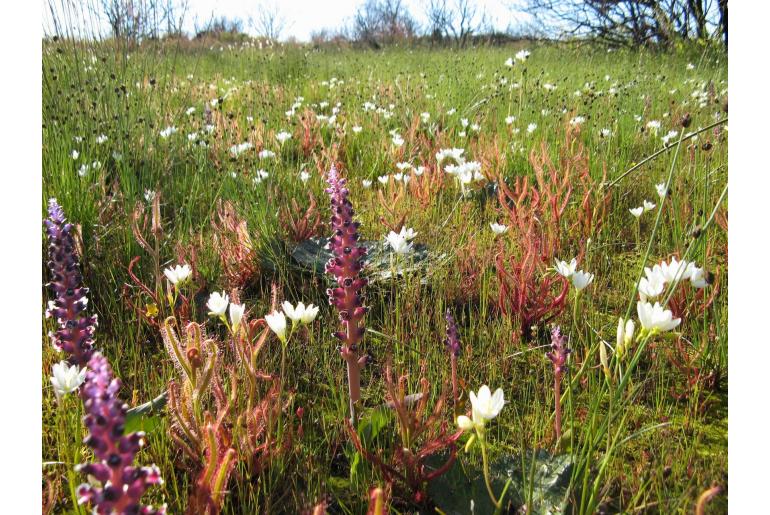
[687,63,695,70]
[71,150,79,160]
[362,179,372,188]
[265,310,288,341]
[504,57,514,68]
[159,126,178,138]
[490,222,508,235]
[398,226,417,240]
[555,258,577,278]
[281,301,319,325]
[352,125,363,134]
[660,257,692,283]
[386,230,413,255]
[207,291,229,317]
[689,265,709,289]
[638,272,666,301]
[527,123,537,134]
[391,134,404,146]
[276,131,292,144]
[96,134,108,144]
[299,170,310,183]
[643,200,656,212]
[505,115,516,125]
[229,303,245,330]
[616,317,636,348]
[630,207,644,218]
[163,264,192,286]
[50,361,87,399]
[144,189,156,203]
[661,130,679,145]
[656,183,668,199]
[469,385,505,425]
[420,112,430,123]
[186,106,196,115]
[187,132,198,142]
[600,128,612,138]
[571,270,594,291]
[435,148,465,165]
[515,49,530,62]
[259,149,276,159]
[646,120,661,133]
[230,142,253,157]
[637,301,681,333]
[457,414,475,431]
[569,116,586,126]
[378,175,390,185]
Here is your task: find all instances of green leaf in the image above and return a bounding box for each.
[427,449,573,514]
[291,237,441,284]
[124,392,167,435]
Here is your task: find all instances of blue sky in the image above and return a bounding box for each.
[43,0,532,41]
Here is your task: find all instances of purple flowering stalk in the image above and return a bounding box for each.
[44,199,163,512]
[444,310,461,416]
[45,198,97,367]
[76,353,165,514]
[324,167,369,421]
[546,327,571,442]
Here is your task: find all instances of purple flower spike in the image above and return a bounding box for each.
[546,326,571,441]
[444,310,461,357]
[324,167,369,420]
[76,353,165,514]
[546,326,571,375]
[444,310,462,415]
[45,198,97,366]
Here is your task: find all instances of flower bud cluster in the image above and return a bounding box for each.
[324,167,369,354]
[45,198,96,366]
[76,353,165,514]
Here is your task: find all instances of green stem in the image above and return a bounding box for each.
[480,433,501,510]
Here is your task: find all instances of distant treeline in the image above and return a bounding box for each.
[44,0,728,49]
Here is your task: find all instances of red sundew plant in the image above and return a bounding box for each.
[279,191,324,242]
[377,175,407,232]
[324,166,370,421]
[162,289,296,512]
[212,200,259,290]
[495,237,569,342]
[345,363,462,505]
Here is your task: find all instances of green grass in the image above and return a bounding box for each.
[42,36,727,513]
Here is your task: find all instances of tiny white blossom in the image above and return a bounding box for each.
[163,264,192,286]
[207,291,229,317]
[50,361,87,400]
[490,222,509,235]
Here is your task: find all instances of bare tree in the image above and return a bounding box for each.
[448,0,478,48]
[424,0,453,42]
[353,0,418,47]
[521,0,726,47]
[253,1,287,41]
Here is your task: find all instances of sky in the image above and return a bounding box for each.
[43,0,532,41]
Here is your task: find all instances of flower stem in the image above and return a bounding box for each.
[479,433,501,510]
